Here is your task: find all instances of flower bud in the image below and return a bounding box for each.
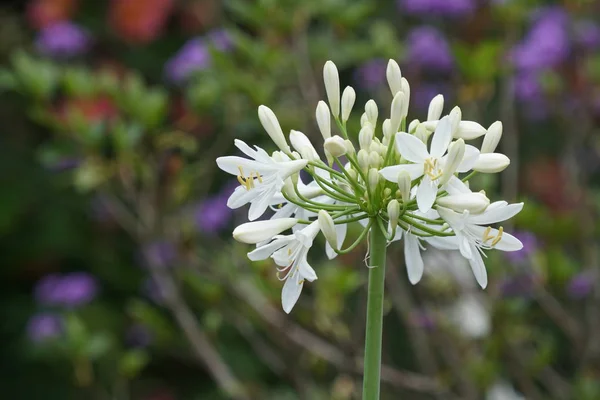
[408,119,420,134]
[323,135,346,157]
[316,101,331,140]
[439,139,465,185]
[341,86,356,122]
[290,130,319,161]
[323,61,340,118]
[357,149,369,173]
[397,170,411,202]
[369,151,381,169]
[427,94,444,122]
[386,59,402,96]
[436,192,490,214]
[258,105,289,152]
[368,168,380,193]
[359,126,373,150]
[390,91,405,134]
[360,113,370,128]
[400,78,410,117]
[383,188,392,199]
[473,153,510,173]
[415,124,430,144]
[382,119,392,139]
[346,167,358,182]
[481,121,502,154]
[455,121,486,140]
[233,218,297,244]
[387,199,400,236]
[282,178,298,201]
[449,106,462,136]
[344,139,356,156]
[365,99,378,125]
[318,210,337,250]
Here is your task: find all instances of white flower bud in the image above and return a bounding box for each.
[258,105,289,152]
[341,86,356,122]
[387,199,400,236]
[455,121,486,140]
[359,126,374,150]
[369,151,381,169]
[449,106,462,136]
[357,149,369,173]
[282,178,298,201]
[439,139,465,185]
[318,210,337,250]
[481,121,502,154]
[346,167,358,182]
[473,153,510,173]
[344,139,356,156]
[233,218,297,244]
[400,78,410,117]
[386,59,402,96]
[436,192,490,214]
[397,170,411,203]
[427,94,444,122]
[365,99,378,125]
[415,124,430,144]
[290,130,319,161]
[360,113,370,128]
[323,60,340,118]
[315,101,331,140]
[408,119,420,134]
[368,168,380,192]
[323,135,347,157]
[390,91,405,134]
[382,119,393,139]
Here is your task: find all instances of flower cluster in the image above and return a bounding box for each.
[217,60,524,313]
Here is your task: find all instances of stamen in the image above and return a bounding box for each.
[236,166,256,190]
[491,226,504,246]
[482,226,493,243]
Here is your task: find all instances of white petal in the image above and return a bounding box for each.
[467,245,488,289]
[404,235,424,284]
[281,272,304,314]
[436,206,464,226]
[380,164,424,182]
[416,177,438,213]
[468,202,524,225]
[430,117,452,158]
[326,223,347,260]
[456,121,486,140]
[232,218,298,244]
[216,156,267,176]
[459,235,472,259]
[299,261,318,282]
[248,187,277,221]
[227,186,257,209]
[473,153,510,173]
[444,175,471,195]
[426,236,460,250]
[456,145,480,173]
[494,232,523,252]
[247,237,289,261]
[395,132,428,163]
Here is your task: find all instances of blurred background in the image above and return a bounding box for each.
[1,0,600,399]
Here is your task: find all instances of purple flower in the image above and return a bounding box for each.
[398,0,476,18]
[194,184,235,234]
[26,313,63,342]
[47,157,81,172]
[143,240,177,268]
[575,21,600,50]
[510,7,570,71]
[407,26,454,73]
[125,324,153,348]
[35,22,91,58]
[567,272,594,299]
[499,273,536,298]
[354,59,387,90]
[208,29,234,52]
[34,272,98,308]
[505,231,538,263]
[413,83,450,111]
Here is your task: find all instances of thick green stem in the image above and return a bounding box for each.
[362,219,387,400]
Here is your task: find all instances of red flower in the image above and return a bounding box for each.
[109,0,174,44]
[27,0,78,29]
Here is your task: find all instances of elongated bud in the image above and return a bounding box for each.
[436,192,490,214]
[318,210,337,250]
[408,119,420,134]
[368,168,380,193]
[387,199,400,236]
[455,121,486,140]
[400,78,410,117]
[390,91,405,134]
[233,218,297,244]
[449,106,462,136]
[341,86,356,122]
[344,139,356,156]
[415,124,430,144]
[359,126,373,150]
[357,149,369,173]
[360,113,370,128]
[427,94,444,122]
[323,135,346,157]
[382,119,393,139]
[323,61,340,118]
[347,167,358,182]
[386,59,402,96]
[282,178,298,201]
[481,121,502,153]
[369,151,381,169]
[397,170,411,202]
[365,99,378,125]
[258,105,289,152]
[440,139,465,185]
[473,153,510,173]
[315,101,331,140]
[290,130,319,161]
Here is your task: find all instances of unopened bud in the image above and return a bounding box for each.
[436,192,490,214]
[323,61,340,118]
[323,135,346,157]
[400,78,410,117]
[387,199,400,236]
[415,124,430,144]
[344,139,356,156]
[408,119,420,134]
[427,94,444,122]
[282,178,298,201]
[365,99,378,125]
[481,121,502,153]
[382,119,393,139]
[439,139,465,185]
[390,91,405,134]
[258,105,289,152]
[233,218,297,244]
[473,153,510,173]
[318,210,338,250]
[386,59,402,96]
[368,168,380,193]
[456,121,486,140]
[369,151,381,169]
[360,113,370,128]
[359,126,374,150]
[357,149,369,173]
[346,167,358,181]
[383,188,392,199]
[449,106,462,136]
[397,170,411,203]
[341,86,356,122]
[290,130,319,161]
[316,101,331,140]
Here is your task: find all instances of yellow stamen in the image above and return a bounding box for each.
[424,158,443,180]
[236,166,261,190]
[491,226,504,246]
[482,226,493,242]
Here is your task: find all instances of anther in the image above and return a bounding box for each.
[491,226,504,246]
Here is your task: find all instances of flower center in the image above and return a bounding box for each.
[237,166,263,190]
[424,157,443,181]
[482,226,504,246]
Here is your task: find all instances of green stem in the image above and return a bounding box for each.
[362,219,387,400]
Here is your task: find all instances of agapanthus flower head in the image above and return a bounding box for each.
[34,272,98,308]
[407,26,454,73]
[26,313,63,342]
[217,59,523,313]
[398,0,476,19]
[35,21,91,58]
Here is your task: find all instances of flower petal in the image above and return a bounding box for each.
[281,272,303,314]
[380,164,425,182]
[395,132,428,163]
[430,116,452,158]
[404,234,424,284]
[417,177,438,213]
[326,223,347,260]
[247,238,289,261]
[456,144,480,172]
[468,202,524,225]
[467,245,488,289]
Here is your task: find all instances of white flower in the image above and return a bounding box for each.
[450,294,490,339]
[437,201,524,288]
[247,221,320,313]
[233,218,298,244]
[216,139,307,221]
[486,381,525,400]
[258,105,290,153]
